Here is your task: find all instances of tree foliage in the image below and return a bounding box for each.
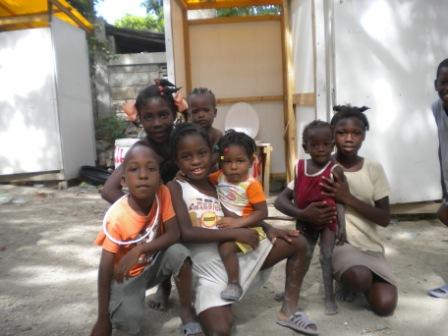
[115,14,163,32]
[217,5,280,17]
[113,0,164,32]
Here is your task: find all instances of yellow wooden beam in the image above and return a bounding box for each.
[188,14,280,25]
[281,0,296,181]
[216,95,283,105]
[292,93,316,106]
[0,12,49,26]
[187,0,282,10]
[182,7,192,93]
[176,0,188,10]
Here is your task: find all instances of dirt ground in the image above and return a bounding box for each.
[1,183,448,336]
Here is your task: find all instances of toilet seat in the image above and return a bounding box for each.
[224,102,260,139]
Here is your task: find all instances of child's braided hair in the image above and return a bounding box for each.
[170,123,211,159]
[331,105,370,131]
[135,79,181,116]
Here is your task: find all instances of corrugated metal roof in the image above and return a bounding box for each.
[0,0,93,32]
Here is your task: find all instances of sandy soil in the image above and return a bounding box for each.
[1,184,448,336]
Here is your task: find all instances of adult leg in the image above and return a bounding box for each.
[340,266,397,316]
[274,226,318,302]
[319,228,337,315]
[218,241,243,301]
[198,305,233,336]
[263,235,318,334]
[147,279,171,311]
[151,244,203,335]
[366,277,397,316]
[175,258,204,335]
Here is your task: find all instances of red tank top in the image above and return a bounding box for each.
[294,159,337,232]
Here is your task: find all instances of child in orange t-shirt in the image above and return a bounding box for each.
[209,130,268,302]
[90,141,202,336]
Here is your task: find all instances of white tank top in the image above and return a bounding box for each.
[176,179,224,229]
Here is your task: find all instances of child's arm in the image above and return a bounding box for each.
[332,166,347,244]
[167,180,259,248]
[91,250,115,336]
[274,187,336,230]
[115,217,180,282]
[101,165,125,204]
[322,165,391,227]
[217,201,267,229]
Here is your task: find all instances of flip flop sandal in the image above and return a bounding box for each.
[428,284,448,298]
[180,321,203,336]
[276,311,319,336]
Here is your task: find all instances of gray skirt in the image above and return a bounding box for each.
[332,243,397,287]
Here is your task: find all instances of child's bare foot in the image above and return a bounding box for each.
[147,279,171,311]
[220,283,243,302]
[325,299,338,315]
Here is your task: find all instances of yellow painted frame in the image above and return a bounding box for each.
[0,0,93,32]
[174,0,296,180]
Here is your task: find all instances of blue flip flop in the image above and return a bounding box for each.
[428,284,448,298]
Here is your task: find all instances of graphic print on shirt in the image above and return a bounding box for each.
[188,197,222,228]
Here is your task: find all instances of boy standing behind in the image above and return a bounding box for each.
[428,58,448,299]
[91,142,202,336]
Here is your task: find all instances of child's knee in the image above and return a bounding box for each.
[163,243,191,277]
[219,241,237,256]
[111,302,145,335]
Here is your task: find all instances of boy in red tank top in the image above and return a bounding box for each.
[291,120,346,315]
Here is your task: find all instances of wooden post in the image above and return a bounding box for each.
[281,0,297,181]
[183,7,192,92]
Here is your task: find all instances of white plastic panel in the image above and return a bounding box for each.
[0,28,62,175]
[52,18,96,179]
[333,0,448,203]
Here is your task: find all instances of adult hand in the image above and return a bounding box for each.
[234,228,259,249]
[217,217,241,229]
[321,170,351,204]
[266,227,299,245]
[301,201,336,231]
[115,246,142,283]
[90,318,112,336]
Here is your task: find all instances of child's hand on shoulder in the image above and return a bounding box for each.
[115,245,143,283]
[217,217,242,229]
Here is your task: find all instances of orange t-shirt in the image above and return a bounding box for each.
[209,170,266,216]
[95,185,175,277]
